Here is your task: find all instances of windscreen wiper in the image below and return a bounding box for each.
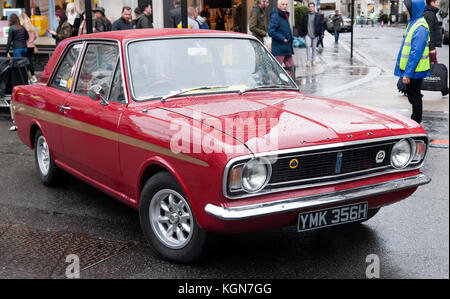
[161,85,230,102]
[238,84,296,95]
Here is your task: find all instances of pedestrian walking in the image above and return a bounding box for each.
[169,0,182,28]
[331,10,343,43]
[369,11,376,27]
[66,2,78,35]
[5,13,29,58]
[316,9,326,50]
[77,12,88,36]
[214,7,226,31]
[268,0,295,77]
[300,2,324,67]
[423,0,449,96]
[136,3,153,29]
[112,6,133,31]
[423,0,443,64]
[394,0,431,124]
[19,12,38,83]
[233,0,244,32]
[179,7,199,29]
[200,4,211,28]
[48,11,72,45]
[196,7,210,29]
[93,7,112,32]
[249,0,268,42]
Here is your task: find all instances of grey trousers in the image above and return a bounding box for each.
[305,35,319,62]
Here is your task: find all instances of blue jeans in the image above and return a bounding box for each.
[334,30,340,42]
[13,48,28,57]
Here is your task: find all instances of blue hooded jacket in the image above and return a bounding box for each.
[394,0,430,79]
[268,8,294,56]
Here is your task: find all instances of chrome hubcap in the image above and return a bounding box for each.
[36,136,50,176]
[149,189,193,249]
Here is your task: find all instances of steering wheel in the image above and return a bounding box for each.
[148,78,177,93]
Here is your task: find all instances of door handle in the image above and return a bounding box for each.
[59,105,71,112]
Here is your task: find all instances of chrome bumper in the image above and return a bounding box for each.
[205,174,431,220]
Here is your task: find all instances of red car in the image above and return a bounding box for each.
[10,29,430,263]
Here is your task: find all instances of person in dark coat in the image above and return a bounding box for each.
[136,3,153,29]
[93,7,112,32]
[249,0,268,42]
[5,13,29,57]
[423,0,449,95]
[169,0,182,28]
[268,0,295,76]
[215,7,226,31]
[48,11,73,45]
[112,6,133,31]
[423,0,443,64]
[300,2,324,66]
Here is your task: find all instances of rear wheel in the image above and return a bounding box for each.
[34,129,65,186]
[139,171,208,263]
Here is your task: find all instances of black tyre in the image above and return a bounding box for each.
[34,129,66,186]
[139,171,208,264]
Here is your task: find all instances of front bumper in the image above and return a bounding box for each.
[205,174,431,220]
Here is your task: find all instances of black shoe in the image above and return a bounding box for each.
[442,89,449,96]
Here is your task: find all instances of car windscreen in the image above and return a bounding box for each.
[127,37,297,101]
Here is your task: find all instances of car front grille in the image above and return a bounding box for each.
[224,135,429,199]
[267,141,394,188]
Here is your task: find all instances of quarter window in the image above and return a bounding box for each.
[75,44,119,96]
[109,62,126,104]
[50,43,83,91]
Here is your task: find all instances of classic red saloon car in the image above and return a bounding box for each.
[11,29,430,263]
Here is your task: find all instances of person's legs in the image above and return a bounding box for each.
[406,78,424,123]
[27,48,36,77]
[13,48,28,57]
[311,36,318,63]
[334,30,339,42]
[305,35,312,63]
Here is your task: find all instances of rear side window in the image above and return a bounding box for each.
[50,43,83,92]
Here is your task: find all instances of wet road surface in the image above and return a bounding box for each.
[0,111,447,279]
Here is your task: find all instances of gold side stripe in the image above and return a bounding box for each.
[13,102,209,167]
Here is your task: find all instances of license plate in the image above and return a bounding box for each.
[298,202,368,232]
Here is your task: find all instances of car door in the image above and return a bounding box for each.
[59,41,124,190]
[45,42,84,162]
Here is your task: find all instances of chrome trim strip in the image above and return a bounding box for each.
[207,174,431,220]
[222,134,429,199]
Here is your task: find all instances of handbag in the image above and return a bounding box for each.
[422,63,448,93]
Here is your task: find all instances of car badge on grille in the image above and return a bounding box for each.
[335,152,343,174]
[376,150,386,163]
[289,159,299,169]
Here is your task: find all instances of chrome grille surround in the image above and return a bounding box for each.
[223,134,429,199]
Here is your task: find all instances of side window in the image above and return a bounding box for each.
[109,62,126,104]
[75,43,118,97]
[50,43,83,91]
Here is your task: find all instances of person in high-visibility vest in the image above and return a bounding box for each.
[394,0,430,124]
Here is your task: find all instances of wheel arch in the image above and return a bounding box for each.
[137,157,193,208]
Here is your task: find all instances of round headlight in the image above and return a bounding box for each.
[391,139,414,169]
[241,159,270,193]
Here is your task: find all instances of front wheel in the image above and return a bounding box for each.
[139,171,208,263]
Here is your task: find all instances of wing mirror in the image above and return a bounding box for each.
[88,85,109,106]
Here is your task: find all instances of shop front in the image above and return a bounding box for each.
[153,0,294,33]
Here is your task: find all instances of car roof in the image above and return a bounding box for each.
[62,28,248,44]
